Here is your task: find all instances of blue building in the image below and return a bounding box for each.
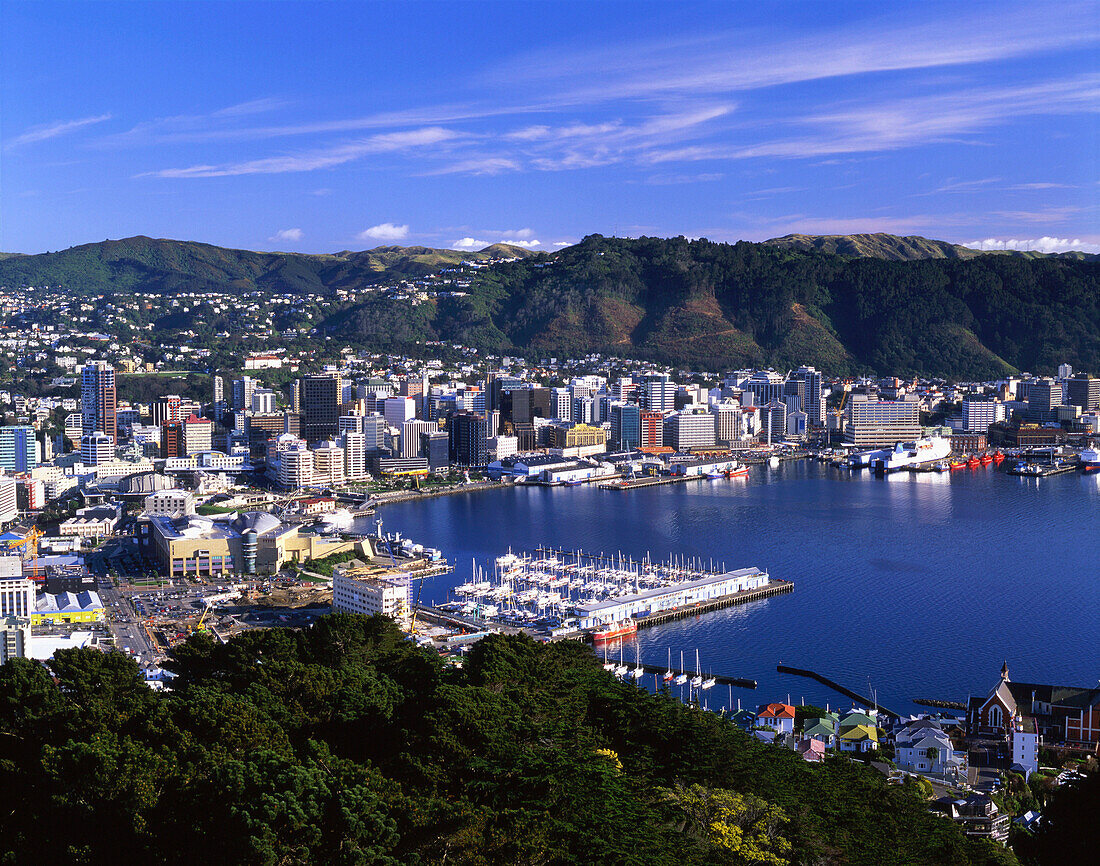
[610,403,641,450]
[0,426,37,473]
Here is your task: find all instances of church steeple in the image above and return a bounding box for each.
[1001,660,1010,682]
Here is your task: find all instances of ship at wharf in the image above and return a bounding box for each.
[438,546,792,638]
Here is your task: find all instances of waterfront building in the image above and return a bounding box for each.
[639,410,664,449]
[142,511,365,577]
[574,567,769,630]
[610,402,641,450]
[663,411,717,451]
[420,431,450,472]
[449,412,490,467]
[961,396,1000,433]
[844,395,920,448]
[1066,373,1100,412]
[0,426,38,473]
[332,571,411,628]
[80,360,117,444]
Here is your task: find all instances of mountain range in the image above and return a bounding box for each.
[3,233,1099,378]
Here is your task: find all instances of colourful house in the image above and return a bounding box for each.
[796,738,827,762]
[757,703,796,736]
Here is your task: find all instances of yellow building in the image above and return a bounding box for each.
[140,511,374,577]
[33,590,105,625]
[547,423,609,451]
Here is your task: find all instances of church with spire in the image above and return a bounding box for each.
[967,661,1100,777]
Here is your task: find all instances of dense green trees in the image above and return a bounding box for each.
[0,616,1023,864]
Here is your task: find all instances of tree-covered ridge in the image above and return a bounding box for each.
[335,234,1097,378]
[0,614,1017,865]
[0,236,537,297]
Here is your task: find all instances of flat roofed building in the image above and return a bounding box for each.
[0,616,30,664]
[845,396,921,448]
[332,571,411,628]
[575,567,769,630]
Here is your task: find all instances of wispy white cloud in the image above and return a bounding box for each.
[644,172,725,185]
[499,228,535,239]
[487,6,1100,103]
[270,228,303,242]
[6,114,112,149]
[1008,182,1076,190]
[964,236,1100,253]
[501,239,541,248]
[143,127,459,178]
[358,223,409,242]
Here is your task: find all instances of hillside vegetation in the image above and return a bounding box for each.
[330,234,1100,377]
[0,236,536,296]
[5,234,1100,378]
[0,614,1018,865]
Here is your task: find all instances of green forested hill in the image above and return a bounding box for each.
[5,234,1100,377]
[329,234,1100,377]
[0,615,1019,865]
[0,236,536,295]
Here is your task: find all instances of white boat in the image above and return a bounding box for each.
[690,650,704,688]
[674,650,688,685]
[768,456,781,469]
[862,436,952,473]
[663,648,674,681]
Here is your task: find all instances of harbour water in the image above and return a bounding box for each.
[371,461,1100,714]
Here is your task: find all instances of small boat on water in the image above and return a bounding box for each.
[593,619,637,643]
[663,648,674,682]
[674,651,688,685]
[949,459,966,470]
[967,456,981,469]
[690,650,704,688]
[726,462,749,478]
[992,451,1005,465]
[979,453,994,466]
[768,456,781,469]
[932,461,950,472]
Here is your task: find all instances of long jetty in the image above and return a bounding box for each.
[776,664,900,719]
[634,580,794,628]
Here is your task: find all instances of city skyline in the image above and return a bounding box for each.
[2,0,1098,254]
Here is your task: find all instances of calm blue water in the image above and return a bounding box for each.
[375,462,1100,714]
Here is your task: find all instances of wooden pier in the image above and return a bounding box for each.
[598,475,703,490]
[776,664,900,719]
[634,579,794,628]
[599,660,756,689]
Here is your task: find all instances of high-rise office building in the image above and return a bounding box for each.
[420,431,450,471]
[610,402,641,450]
[642,373,676,413]
[80,431,114,466]
[798,366,824,425]
[299,375,341,443]
[639,410,664,449]
[1066,374,1100,412]
[232,376,257,412]
[1028,379,1063,415]
[80,361,116,444]
[0,426,38,473]
[449,412,490,467]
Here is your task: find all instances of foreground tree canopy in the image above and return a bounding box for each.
[0,615,1025,864]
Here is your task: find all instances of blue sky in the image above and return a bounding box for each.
[2,0,1098,254]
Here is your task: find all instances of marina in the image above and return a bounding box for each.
[440,546,787,637]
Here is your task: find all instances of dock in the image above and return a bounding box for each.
[776,664,900,719]
[602,660,756,689]
[632,579,793,628]
[1006,463,1078,477]
[598,475,703,490]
